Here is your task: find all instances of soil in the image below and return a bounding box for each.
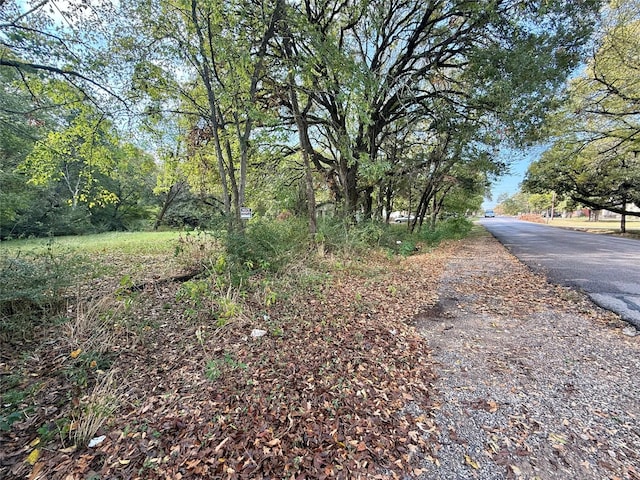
[413,232,640,480]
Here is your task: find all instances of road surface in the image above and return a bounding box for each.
[478,217,640,329]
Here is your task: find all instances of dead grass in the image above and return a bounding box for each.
[71,369,122,447]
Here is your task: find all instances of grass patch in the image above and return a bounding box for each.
[0,231,182,255]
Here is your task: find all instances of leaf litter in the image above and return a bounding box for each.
[0,245,448,479]
[2,231,638,479]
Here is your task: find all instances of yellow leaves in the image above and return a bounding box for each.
[70,348,82,359]
[464,454,480,469]
[548,432,568,447]
[25,448,40,465]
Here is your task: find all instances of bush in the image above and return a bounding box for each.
[225,217,310,275]
[317,216,473,257]
[419,216,473,244]
[316,218,390,255]
[0,241,89,338]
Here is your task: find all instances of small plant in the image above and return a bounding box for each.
[66,297,121,354]
[177,278,243,326]
[0,242,89,340]
[0,378,41,432]
[204,352,247,382]
[174,230,222,272]
[264,289,278,307]
[71,370,121,447]
[37,418,71,445]
[205,359,222,381]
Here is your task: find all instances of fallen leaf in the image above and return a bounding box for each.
[465,454,480,469]
[548,432,567,446]
[28,461,44,480]
[25,449,40,466]
[70,348,82,359]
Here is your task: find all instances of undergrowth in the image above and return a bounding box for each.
[0,241,89,341]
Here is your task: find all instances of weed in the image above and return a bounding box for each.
[63,350,113,390]
[0,411,24,432]
[264,289,278,307]
[0,379,41,432]
[0,241,90,340]
[71,370,121,447]
[204,352,247,382]
[174,230,222,272]
[37,418,71,445]
[66,297,121,354]
[205,360,222,381]
[177,278,243,326]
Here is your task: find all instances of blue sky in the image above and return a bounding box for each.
[483,144,548,209]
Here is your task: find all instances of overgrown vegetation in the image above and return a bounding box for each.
[0,241,89,340]
[0,215,473,479]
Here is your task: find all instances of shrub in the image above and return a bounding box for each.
[419,217,473,245]
[225,217,309,275]
[0,241,88,338]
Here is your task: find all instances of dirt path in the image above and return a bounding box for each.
[414,231,640,480]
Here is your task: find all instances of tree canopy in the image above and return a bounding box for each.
[523,0,640,226]
[1,0,604,237]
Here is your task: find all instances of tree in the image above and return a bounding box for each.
[20,96,120,210]
[116,0,285,230]
[273,0,600,219]
[0,1,124,107]
[523,0,640,232]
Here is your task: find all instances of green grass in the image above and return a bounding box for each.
[537,217,640,236]
[0,231,183,255]
[543,217,640,229]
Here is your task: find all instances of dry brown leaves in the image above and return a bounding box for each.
[1,245,454,479]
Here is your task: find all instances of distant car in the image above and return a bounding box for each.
[484,210,495,218]
[394,216,413,223]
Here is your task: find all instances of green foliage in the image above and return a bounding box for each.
[316,216,472,257]
[420,217,473,245]
[0,242,88,338]
[176,277,242,327]
[225,217,310,276]
[0,375,40,433]
[205,352,248,382]
[524,0,640,217]
[63,347,116,390]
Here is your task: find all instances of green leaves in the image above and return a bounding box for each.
[523,0,640,219]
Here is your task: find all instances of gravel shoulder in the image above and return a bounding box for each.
[415,230,640,480]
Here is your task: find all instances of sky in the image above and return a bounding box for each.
[482,144,548,209]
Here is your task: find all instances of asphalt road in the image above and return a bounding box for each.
[478,217,640,329]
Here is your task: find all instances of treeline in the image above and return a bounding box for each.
[1,0,604,238]
[521,0,640,232]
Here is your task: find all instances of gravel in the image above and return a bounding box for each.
[412,232,640,480]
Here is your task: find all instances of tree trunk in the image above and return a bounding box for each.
[363,186,374,220]
[190,0,231,220]
[154,182,184,230]
[287,75,317,236]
